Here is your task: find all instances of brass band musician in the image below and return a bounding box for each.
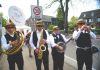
[72,19,96,70]
[49,26,70,70]
[1,22,24,70]
[29,20,50,70]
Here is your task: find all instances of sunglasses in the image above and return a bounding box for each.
[36,25,43,27]
[7,27,15,29]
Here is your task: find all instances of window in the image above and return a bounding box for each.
[97,18,100,22]
[89,18,93,22]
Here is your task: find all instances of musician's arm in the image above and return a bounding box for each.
[45,30,50,44]
[72,30,81,40]
[29,32,36,50]
[49,34,58,47]
[1,36,11,50]
[89,31,96,40]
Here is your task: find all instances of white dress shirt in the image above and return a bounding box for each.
[72,29,96,40]
[1,33,14,50]
[49,33,70,47]
[29,29,50,50]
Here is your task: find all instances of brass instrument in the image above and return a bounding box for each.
[57,37,72,52]
[38,30,46,59]
[0,6,25,55]
[1,31,24,55]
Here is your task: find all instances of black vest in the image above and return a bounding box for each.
[76,32,91,48]
[52,33,65,52]
[52,34,64,43]
[4,33,22,55]
[32,30,48,49]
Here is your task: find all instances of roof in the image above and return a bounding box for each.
[79,9,100,19]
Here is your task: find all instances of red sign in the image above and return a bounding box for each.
[33,7,41,15]
[31,5,42,19]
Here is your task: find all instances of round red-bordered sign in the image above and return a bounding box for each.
[33,7,41,15]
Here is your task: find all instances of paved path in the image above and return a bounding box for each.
[0,46,77,70]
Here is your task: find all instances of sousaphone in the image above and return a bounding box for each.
[1,6,25,55]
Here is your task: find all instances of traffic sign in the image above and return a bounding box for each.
[31,5,43,19]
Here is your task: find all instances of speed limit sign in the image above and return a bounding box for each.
[31,5,43,19]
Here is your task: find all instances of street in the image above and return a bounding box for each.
[0,45,77,70]
[0,35,100,70]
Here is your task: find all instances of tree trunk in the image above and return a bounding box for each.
[64,0,69,33]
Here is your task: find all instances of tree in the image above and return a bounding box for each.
[0,12,7,27]
[56,7,64,29]
[68,16,78,32]
[45,0,100,33]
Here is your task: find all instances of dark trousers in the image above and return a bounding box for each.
[34,50,49,70]
[76,48,92,70]
[52,51,64,70]
[7,53,24,70]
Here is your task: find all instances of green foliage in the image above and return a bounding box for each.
[2,18,7,27]
[47,24,54,30]
[56,7,64,21]
[0,12,7,27]
[68,16,78,33]
[56,7,64,29]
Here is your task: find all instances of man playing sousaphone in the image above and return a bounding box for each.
[1,21,24,70]
[29,20,50,70]
[49,26,71,70]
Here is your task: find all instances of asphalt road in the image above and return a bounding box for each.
[64,35,100,70]
[0,46,77,70]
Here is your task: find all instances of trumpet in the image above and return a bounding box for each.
[38,30,46,59]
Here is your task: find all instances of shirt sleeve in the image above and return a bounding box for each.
[72,30,81,40]
[29,32,36,50]
[49,34,57,47]
[1,35,11,50]
[45,30,50,44]
[89,31,96,40]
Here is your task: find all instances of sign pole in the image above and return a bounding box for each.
[37,0,39,6]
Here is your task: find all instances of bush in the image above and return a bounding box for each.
[94,29,100,35]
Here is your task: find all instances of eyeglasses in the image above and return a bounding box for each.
[36,25,43,27]
[7,27,15,29]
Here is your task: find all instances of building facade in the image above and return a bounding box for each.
[79,9,100,28]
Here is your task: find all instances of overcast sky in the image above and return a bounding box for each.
[0,0,98,21]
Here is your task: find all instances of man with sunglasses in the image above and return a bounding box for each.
[72,19,96,70]
[1,21,24,70]
[29,20,50,70]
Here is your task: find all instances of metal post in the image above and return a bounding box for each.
[64,0,68,34]
[0,4,2,7]
[37,0,39,6]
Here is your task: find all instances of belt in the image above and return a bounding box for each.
[76,46,91,50]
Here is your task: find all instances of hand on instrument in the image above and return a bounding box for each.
[58,46,64,51]
[81,25,86,31]
[55,45,64,51]
[9,40,18,47]
[34,48,39,54]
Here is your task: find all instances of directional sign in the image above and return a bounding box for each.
[31,5,43,19]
